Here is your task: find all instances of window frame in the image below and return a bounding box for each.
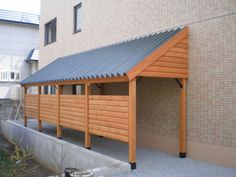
[74,3,82,34]
[44,18,57,45]
[0,70,21,82]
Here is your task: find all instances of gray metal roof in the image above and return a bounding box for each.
[25,49,39,62]
[21,27,183,85]
[0,9,39,25]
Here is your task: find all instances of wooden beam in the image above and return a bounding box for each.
[21,76,129,87]
[127,27,189,80]
[56,85,62,139]
[24,86,27,127]
[128,78,136,169]
[38,86,42,132]
[85,83,91,148]
[179,78,187,158]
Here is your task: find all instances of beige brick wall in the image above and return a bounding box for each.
[39,0,236,167]
[39,0,235,67]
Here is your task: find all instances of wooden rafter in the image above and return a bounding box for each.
[21,76,129,87]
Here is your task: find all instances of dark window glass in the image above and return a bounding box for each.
[74,3,81,33]
[45,18,57,45]
[44,86,48,94]
[50,86,56,95]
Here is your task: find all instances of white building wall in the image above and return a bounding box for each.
[0,21,39,99]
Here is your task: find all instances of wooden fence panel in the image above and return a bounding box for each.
[89,95,129,142]
[25,94,38,119]
[40,95,57,124]
[60,95,85,131]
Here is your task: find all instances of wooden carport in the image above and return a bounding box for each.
[22,27,188,169]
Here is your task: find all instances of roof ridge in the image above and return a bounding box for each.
[0,8,39,16]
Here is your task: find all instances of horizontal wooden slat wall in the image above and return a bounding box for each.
[59,95,85,131]
[25,94,38,118]
[88,95,129,142]
[40,95,57,124]
[140,37,188,78]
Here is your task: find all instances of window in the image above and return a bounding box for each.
[0,71,20,82]
[9,71,20,81]
[45,18,57,45]
[50,86,56,95]
[74,3,82,33]
[0,71,9,81]
[44,86,48,94]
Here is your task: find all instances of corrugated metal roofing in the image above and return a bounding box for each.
[21,27,183,85]
[25,49,39,62]
[0,9,39,25]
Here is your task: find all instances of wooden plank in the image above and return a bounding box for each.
[60,118,84,127]
[89,95,128,101]
[60,95,85,99]
[40,107,57,113]
[60,113,85,122]
[159,56,188,64]
[164,51,188,59]
[85,83,91,148]
[22,76,129,87]
[89,129,128,142]
[89,110,128,119]
[140,71,188,78]
[145,66,188,74]
[179,79,187,156]
[25,99,38,104]
[60,102,85,109]
[89,105,128,113]
[60,106,85,113]
[129,79,136,164]
[152,61,188,69]
[89,119,128,130]
[40,117,56,124]
[127,27,189,80]
[89,100,128,107]
[89,124,128,136]
[40,112,56,119]
[89,114,128,124]
[60,110,84,117]
[181,38,188,44]
[25,105,38,110]
[174,43,188,49]
[169,47,188,54]
[38,104,57,109]
[40,110,57,117]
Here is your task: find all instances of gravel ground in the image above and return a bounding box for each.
[15,119,236,177]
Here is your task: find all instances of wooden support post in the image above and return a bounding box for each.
[56,85,62,139]
[129,79,136,169]
[85,83,91,149]
[179,78,187,158]
[24,86,27,127]
[38,86,42,132]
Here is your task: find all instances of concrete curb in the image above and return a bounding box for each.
[0,120,130,177]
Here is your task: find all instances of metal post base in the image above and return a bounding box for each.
[129,162,136,170]
[179,152,186,158]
